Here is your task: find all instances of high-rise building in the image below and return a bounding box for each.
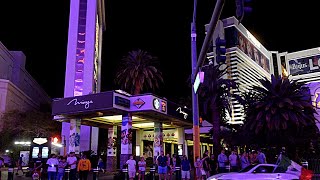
[0,42,51,130]
[208,17,273,124]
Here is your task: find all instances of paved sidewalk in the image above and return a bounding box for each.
[0,168,115,180]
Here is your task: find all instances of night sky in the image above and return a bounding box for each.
[1,0,320,101]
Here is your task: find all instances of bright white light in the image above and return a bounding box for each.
[5,150,9,153]
[193,71,204,93]
[14,141,31,145]
[136,145,140,156]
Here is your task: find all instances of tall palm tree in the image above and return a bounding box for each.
[115,49,164,95]
[241,75,319,147]
[199,64,240,155]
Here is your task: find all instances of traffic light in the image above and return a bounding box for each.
[235,0,252,22]
[215,37,226,64]
[51,136,60,143]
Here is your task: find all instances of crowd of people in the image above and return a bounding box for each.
[30,151,93,180]
[124,149,267,180]
[193,149,267,180]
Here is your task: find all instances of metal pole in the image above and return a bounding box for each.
[193,0,225,81]
[191,0,200,164]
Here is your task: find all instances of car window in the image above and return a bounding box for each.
[253,166,275,173]
[239,164,256,173]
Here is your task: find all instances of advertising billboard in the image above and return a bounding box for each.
[225,26,271,73]
[288,55,320,76]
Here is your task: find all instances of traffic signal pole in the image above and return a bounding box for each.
[191,0,225,160]
[192,0,225,82]
[191,0,200,163]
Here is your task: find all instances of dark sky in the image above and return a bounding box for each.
[1,0,320,101]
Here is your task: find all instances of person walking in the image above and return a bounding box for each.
[57,156,68,180]
[97,157,105,173]
[218,150,228,173]
[138,156,146,180]
[46,154,59,180]
[77,154,91,180]
[15,154,24,175]
[157,151,168,180]
[126,155,136,180]
[180,155,191,180]
[33,154,44,180]
[67,152,78,180]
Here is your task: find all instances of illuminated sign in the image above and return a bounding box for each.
[289,55,320,76]
[133,98,145,109]
[33,138,47,145]
[176,107,188,119]
[153,98,160,110]
[161,101,167,112]
[67,98,93,109]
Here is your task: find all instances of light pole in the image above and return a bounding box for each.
[191,0,200,163]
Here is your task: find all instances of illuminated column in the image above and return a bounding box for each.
[154,122,163,160]
[120,114,133,169]
[177,127,185,156]
[135,130,143,157]
[69,119,81,154]
[106,126,117,172]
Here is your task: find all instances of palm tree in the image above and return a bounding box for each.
[115,49,164,95]
[241,75,319,148]
[199,64,240,155]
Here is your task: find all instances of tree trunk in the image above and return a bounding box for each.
[134,80,141,95]
[211,104,221,156]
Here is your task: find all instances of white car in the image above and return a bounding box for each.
[207,164,300,180]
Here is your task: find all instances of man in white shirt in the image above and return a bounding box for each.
[126,155,136,180]
[46,154,59,180]
[67,152,78,180]
[229,151,238,172]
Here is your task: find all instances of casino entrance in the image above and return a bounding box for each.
[52,90,193,170]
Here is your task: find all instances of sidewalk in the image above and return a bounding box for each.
[0,168,115,180]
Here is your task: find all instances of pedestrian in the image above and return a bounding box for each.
[229,150,238,172]
[240,152,250,169]
[15,154,24,175]
[7,156,14,180]
[46,154,59,180]
[194,156,203,180]
[218,149,228,173]
[180,155,191,180]
[0,157,3,180]
[209,154,218,176]
[57,156,68,180]
[33,154,44,180]
[67,152,78,180]
[97,157,105,173]
[126,155,136,180]
[138,156,146,180]
[157,151,168,180]
[77,154,91,180]
[202,154,210,178]
[166,153,173,180]
[257,149,267,164]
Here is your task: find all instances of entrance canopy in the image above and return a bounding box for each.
[52,91,192,129]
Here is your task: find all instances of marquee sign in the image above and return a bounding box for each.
[288,54,320,76]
